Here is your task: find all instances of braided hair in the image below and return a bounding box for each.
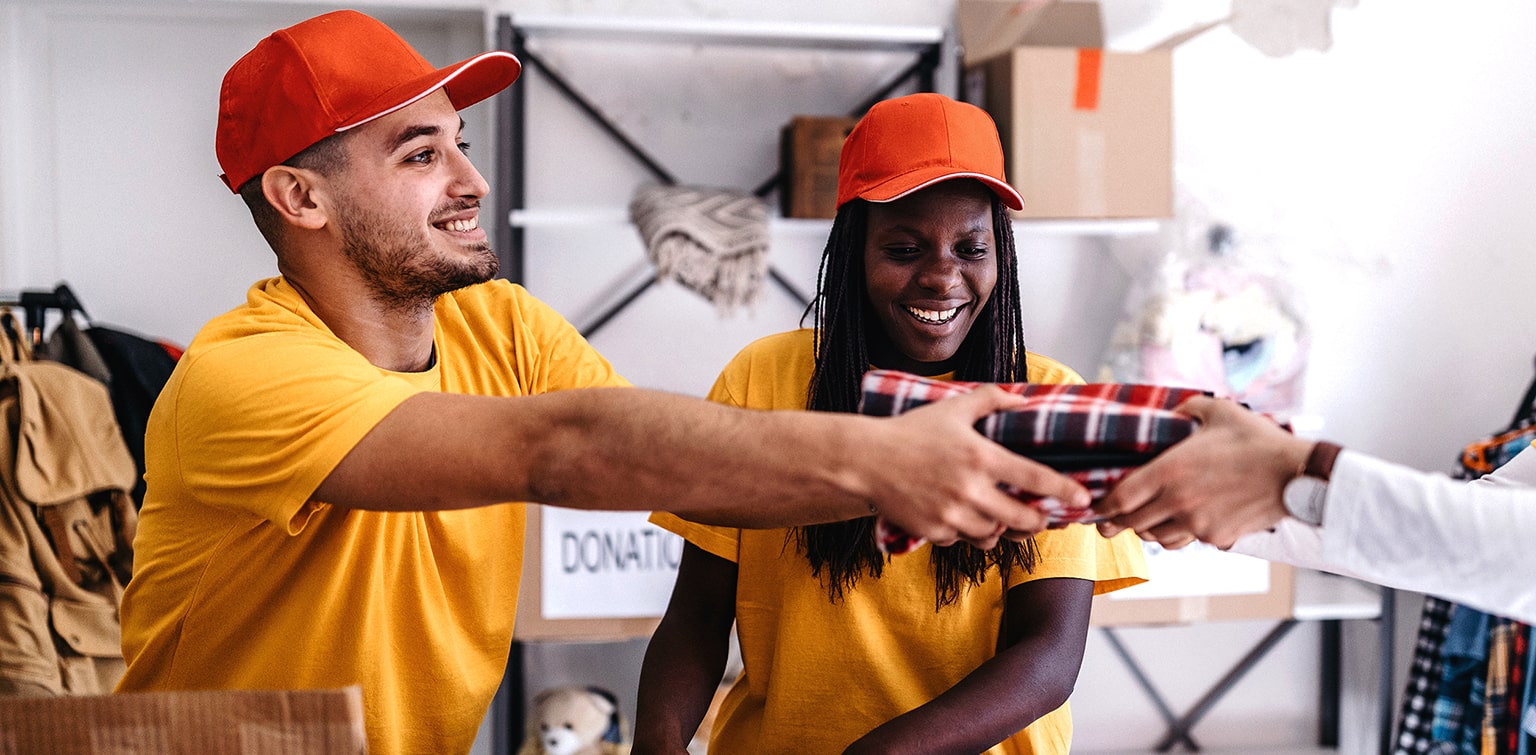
[793,190,1038,609]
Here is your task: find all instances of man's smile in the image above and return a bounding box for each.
[435,216,478,233]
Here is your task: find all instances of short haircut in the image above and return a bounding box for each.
[237,130,352,250]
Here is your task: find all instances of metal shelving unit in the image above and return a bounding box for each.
[488,16,947,751]
[494,14,946,339]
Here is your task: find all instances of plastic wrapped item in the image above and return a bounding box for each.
[1101,222,1310,415]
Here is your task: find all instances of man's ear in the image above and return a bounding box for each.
[261,166,330,231]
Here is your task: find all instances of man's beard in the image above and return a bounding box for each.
[337,200,499,316]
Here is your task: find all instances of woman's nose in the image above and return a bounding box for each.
[917,255,961,292]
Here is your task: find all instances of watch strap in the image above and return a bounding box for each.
[1303,441,1343,481]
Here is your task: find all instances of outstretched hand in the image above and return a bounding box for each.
[863,385,1090,550]
[1092,396,1313,549]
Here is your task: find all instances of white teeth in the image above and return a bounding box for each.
[439,217,478,232]
[907,306,959,324]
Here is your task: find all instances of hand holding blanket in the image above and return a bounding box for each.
[857,370,1214,554]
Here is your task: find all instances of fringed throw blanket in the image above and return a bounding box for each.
[628,184,769,315]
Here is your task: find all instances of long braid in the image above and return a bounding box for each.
[794,195,1039,609]
[798,201,882,602]
[932,200,1036,607]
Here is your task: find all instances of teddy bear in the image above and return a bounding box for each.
[517,685,631,755]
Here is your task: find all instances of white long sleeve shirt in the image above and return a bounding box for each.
[1231,444,1536,623]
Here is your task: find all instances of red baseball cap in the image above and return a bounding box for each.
[216,10,521,193]
[836,93,1023,211]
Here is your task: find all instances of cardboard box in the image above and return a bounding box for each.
[958,0,1175,220]
[779,115,858,219]
[0,686,367,754]
[514,504,669,642]
[1090,548,1295,627]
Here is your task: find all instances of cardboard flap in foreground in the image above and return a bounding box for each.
[957,0,1105,66]
[1091,564,1296,627]
[0,686,367,754]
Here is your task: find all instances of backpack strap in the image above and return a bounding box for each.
[0,309,28,366]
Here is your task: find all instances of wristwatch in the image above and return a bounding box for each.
[1281,441,1342,526]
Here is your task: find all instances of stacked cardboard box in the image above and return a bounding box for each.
[779,115,859,219]
[958,0,1174,220]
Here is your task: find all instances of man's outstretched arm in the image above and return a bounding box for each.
[315,385,1088,547]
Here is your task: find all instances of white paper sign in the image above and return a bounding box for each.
[1108,541,1271,601]
[539,508,685,619]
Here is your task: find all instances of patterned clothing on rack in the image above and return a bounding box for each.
[1431,603,1491,754]
[1517,629,1529,755]
[1486,618,1522,755]
[1397,370,1536,755]
[1397,597,1458,754]
[1493,621,1529,755]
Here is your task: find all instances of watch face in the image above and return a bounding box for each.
[1282,475,1328,526]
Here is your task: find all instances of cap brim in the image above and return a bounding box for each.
[862,168,1025,211]
[337,50,522,132]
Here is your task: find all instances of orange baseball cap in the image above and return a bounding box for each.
[216,10,521,193]
[836,93,1023,211]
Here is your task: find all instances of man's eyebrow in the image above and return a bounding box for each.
[386,119,466,153]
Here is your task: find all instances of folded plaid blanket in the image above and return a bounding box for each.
[857,369,1212,554]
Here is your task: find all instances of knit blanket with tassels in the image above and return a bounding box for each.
[627,184,769,315]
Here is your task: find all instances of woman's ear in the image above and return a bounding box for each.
[261,166,330,231]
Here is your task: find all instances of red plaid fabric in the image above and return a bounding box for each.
[858,369,1211,554]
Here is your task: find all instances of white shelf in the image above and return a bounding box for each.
[509,15,944,51]
[1291,569,1384,622]
[509,208,1160,238]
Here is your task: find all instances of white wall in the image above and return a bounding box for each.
[5,1,1534,753]
[0,0,492,345]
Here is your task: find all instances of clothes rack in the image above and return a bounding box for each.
[1390,357,1536,754]
[0,283,88,348]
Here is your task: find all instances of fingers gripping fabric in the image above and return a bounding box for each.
[858,370,1213,554]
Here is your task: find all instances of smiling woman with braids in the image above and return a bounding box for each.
[633,94,1148,755]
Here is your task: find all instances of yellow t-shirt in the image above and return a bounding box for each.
[119,277,627,755]
[651,329,1148,754]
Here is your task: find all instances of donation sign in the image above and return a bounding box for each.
[539,508,685,619]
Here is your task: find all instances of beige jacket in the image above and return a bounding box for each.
[0,350,137,696]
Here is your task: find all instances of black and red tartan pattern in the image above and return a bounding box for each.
[857,370,1213,555]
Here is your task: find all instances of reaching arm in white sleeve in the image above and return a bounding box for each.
[1234,444,1536,623]
[1095,396,1536,621]
[1319,444,1536,622]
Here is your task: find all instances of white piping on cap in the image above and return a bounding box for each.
[876,171,1024,209]
[333,50,519,133]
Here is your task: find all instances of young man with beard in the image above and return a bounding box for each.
[115,11,1091,755]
